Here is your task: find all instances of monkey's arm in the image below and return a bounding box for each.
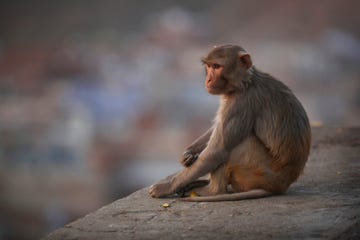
[181,127,214,167]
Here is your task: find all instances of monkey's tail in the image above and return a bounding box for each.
[180,189,273,202]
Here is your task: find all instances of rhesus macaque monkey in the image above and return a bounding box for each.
[149,44,311,201]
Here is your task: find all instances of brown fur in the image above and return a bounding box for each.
[149,44,311,201]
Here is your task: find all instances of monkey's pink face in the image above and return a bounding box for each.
[204,63,226,95]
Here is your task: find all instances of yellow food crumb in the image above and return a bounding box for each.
[162,203,170,208]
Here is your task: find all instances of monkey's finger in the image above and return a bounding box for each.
[189,154,199,164]
[180,152,192,166]
[181,156,195,167]
[181,152,198,167]
[183,151,193,159]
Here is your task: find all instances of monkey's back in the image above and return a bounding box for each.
[249,68,311,184]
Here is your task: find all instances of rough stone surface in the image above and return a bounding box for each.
[44,127,360,240]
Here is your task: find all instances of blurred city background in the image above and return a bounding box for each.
[0,0,359,239]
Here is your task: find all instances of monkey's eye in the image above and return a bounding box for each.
[212,63,221,69]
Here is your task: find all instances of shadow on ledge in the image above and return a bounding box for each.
[44,127,360,240]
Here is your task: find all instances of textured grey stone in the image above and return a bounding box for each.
[44,127,360,240]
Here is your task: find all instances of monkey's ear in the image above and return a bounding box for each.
[238,51,252,69]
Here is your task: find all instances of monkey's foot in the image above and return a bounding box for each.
[180,151,199,167]
[149,182,174,198]
[192,186,212,196]
[190,185,226,197]
[176,180,210,197]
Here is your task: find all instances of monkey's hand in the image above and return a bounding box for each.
[180,151,199,167]
[149,182,174,198]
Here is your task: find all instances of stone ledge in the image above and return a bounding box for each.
[44,127,360,240]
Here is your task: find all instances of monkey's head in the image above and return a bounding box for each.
[202,44,252,95]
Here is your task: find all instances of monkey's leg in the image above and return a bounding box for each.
[150,148,227,198]
[181,137,275,202]
[181,127,213,167]
[191,164,228,196]
[227,136,280,193]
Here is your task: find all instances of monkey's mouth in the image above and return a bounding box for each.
[206,86,222,94]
